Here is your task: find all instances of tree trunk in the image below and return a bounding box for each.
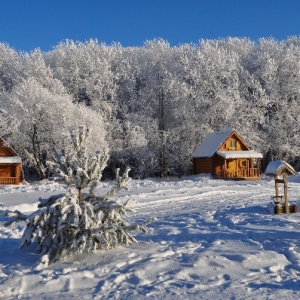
[31,124,47,180]
[158,74,168,179]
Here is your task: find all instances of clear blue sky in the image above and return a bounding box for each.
[1,0,300,52]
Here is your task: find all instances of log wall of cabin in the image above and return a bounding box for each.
[193,158,213,174]
[0,165,11,177]
[213,155,226,176]
[15,164,21,184]
[0,164,20,176]
[0,163,21,184]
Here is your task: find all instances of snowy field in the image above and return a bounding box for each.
[1,175,300,299]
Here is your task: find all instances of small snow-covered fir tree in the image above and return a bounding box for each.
[18,127,152,268]
[49,126,109,200]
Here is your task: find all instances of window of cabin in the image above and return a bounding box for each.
[230,140,236,149]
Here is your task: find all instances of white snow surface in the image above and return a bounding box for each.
[1,175,300,299]
[216,150,263,159]
[0,156,22,163]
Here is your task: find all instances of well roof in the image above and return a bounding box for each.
[265,161,295,176]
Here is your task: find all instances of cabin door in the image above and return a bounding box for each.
[238,158,248,177]
[227,159,237,176]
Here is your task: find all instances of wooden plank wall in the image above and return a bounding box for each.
[193,158,213,174]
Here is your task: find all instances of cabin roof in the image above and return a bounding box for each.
[0,156,22,163]
[192,129,235,158]
[192,129,252,158]
[0,137,21,163]
[216,150,263,159]
[265,161,295,176]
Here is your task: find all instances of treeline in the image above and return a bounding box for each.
[1,37,300,180]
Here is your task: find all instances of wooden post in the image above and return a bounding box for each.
[284,174,289,213]
[275,175,279,200]
[247,159,250,177]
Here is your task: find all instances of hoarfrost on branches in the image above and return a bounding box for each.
[2,37,300,176]
[16,127,152,268]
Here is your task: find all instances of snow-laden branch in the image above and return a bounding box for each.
[13,127,153,268]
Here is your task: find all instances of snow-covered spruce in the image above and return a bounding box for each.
[19,127,152,267]
[48,126,110,200]
[20,185,151,267]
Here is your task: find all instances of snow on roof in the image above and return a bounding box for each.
[0,156,22,163]
[192,129,236,158]
[265,161,295,176]
[216,150,263,159]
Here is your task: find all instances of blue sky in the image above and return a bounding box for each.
[1,0,300,52]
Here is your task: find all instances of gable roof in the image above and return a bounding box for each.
[0,137,21,163]
[265,161,295,176]
[192,129,251,158]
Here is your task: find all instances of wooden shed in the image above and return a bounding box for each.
[0,137,22,185]
[192,129,263,180]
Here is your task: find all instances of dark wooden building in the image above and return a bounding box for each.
[0,138,22,185]
[192,129,263,180]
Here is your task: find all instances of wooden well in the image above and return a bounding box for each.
[265,161,297,214]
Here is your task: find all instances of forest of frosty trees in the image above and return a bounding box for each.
[1,37,300,180]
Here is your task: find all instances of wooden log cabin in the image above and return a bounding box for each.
[0,137,22,185]
[192,129,263,180]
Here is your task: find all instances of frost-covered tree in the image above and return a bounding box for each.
[0,78,61,179]
[20,49,67,95]
[1,76,107,180]
[18,127,151,268]
[0,43,22,91]
[46,39,117,116]
[0,108,11,138]
[3,37,300,174]
[49,127,109,200]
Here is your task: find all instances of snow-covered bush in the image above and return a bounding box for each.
[16,127,152,267]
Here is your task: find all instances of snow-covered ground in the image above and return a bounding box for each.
[1,175,300,299]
